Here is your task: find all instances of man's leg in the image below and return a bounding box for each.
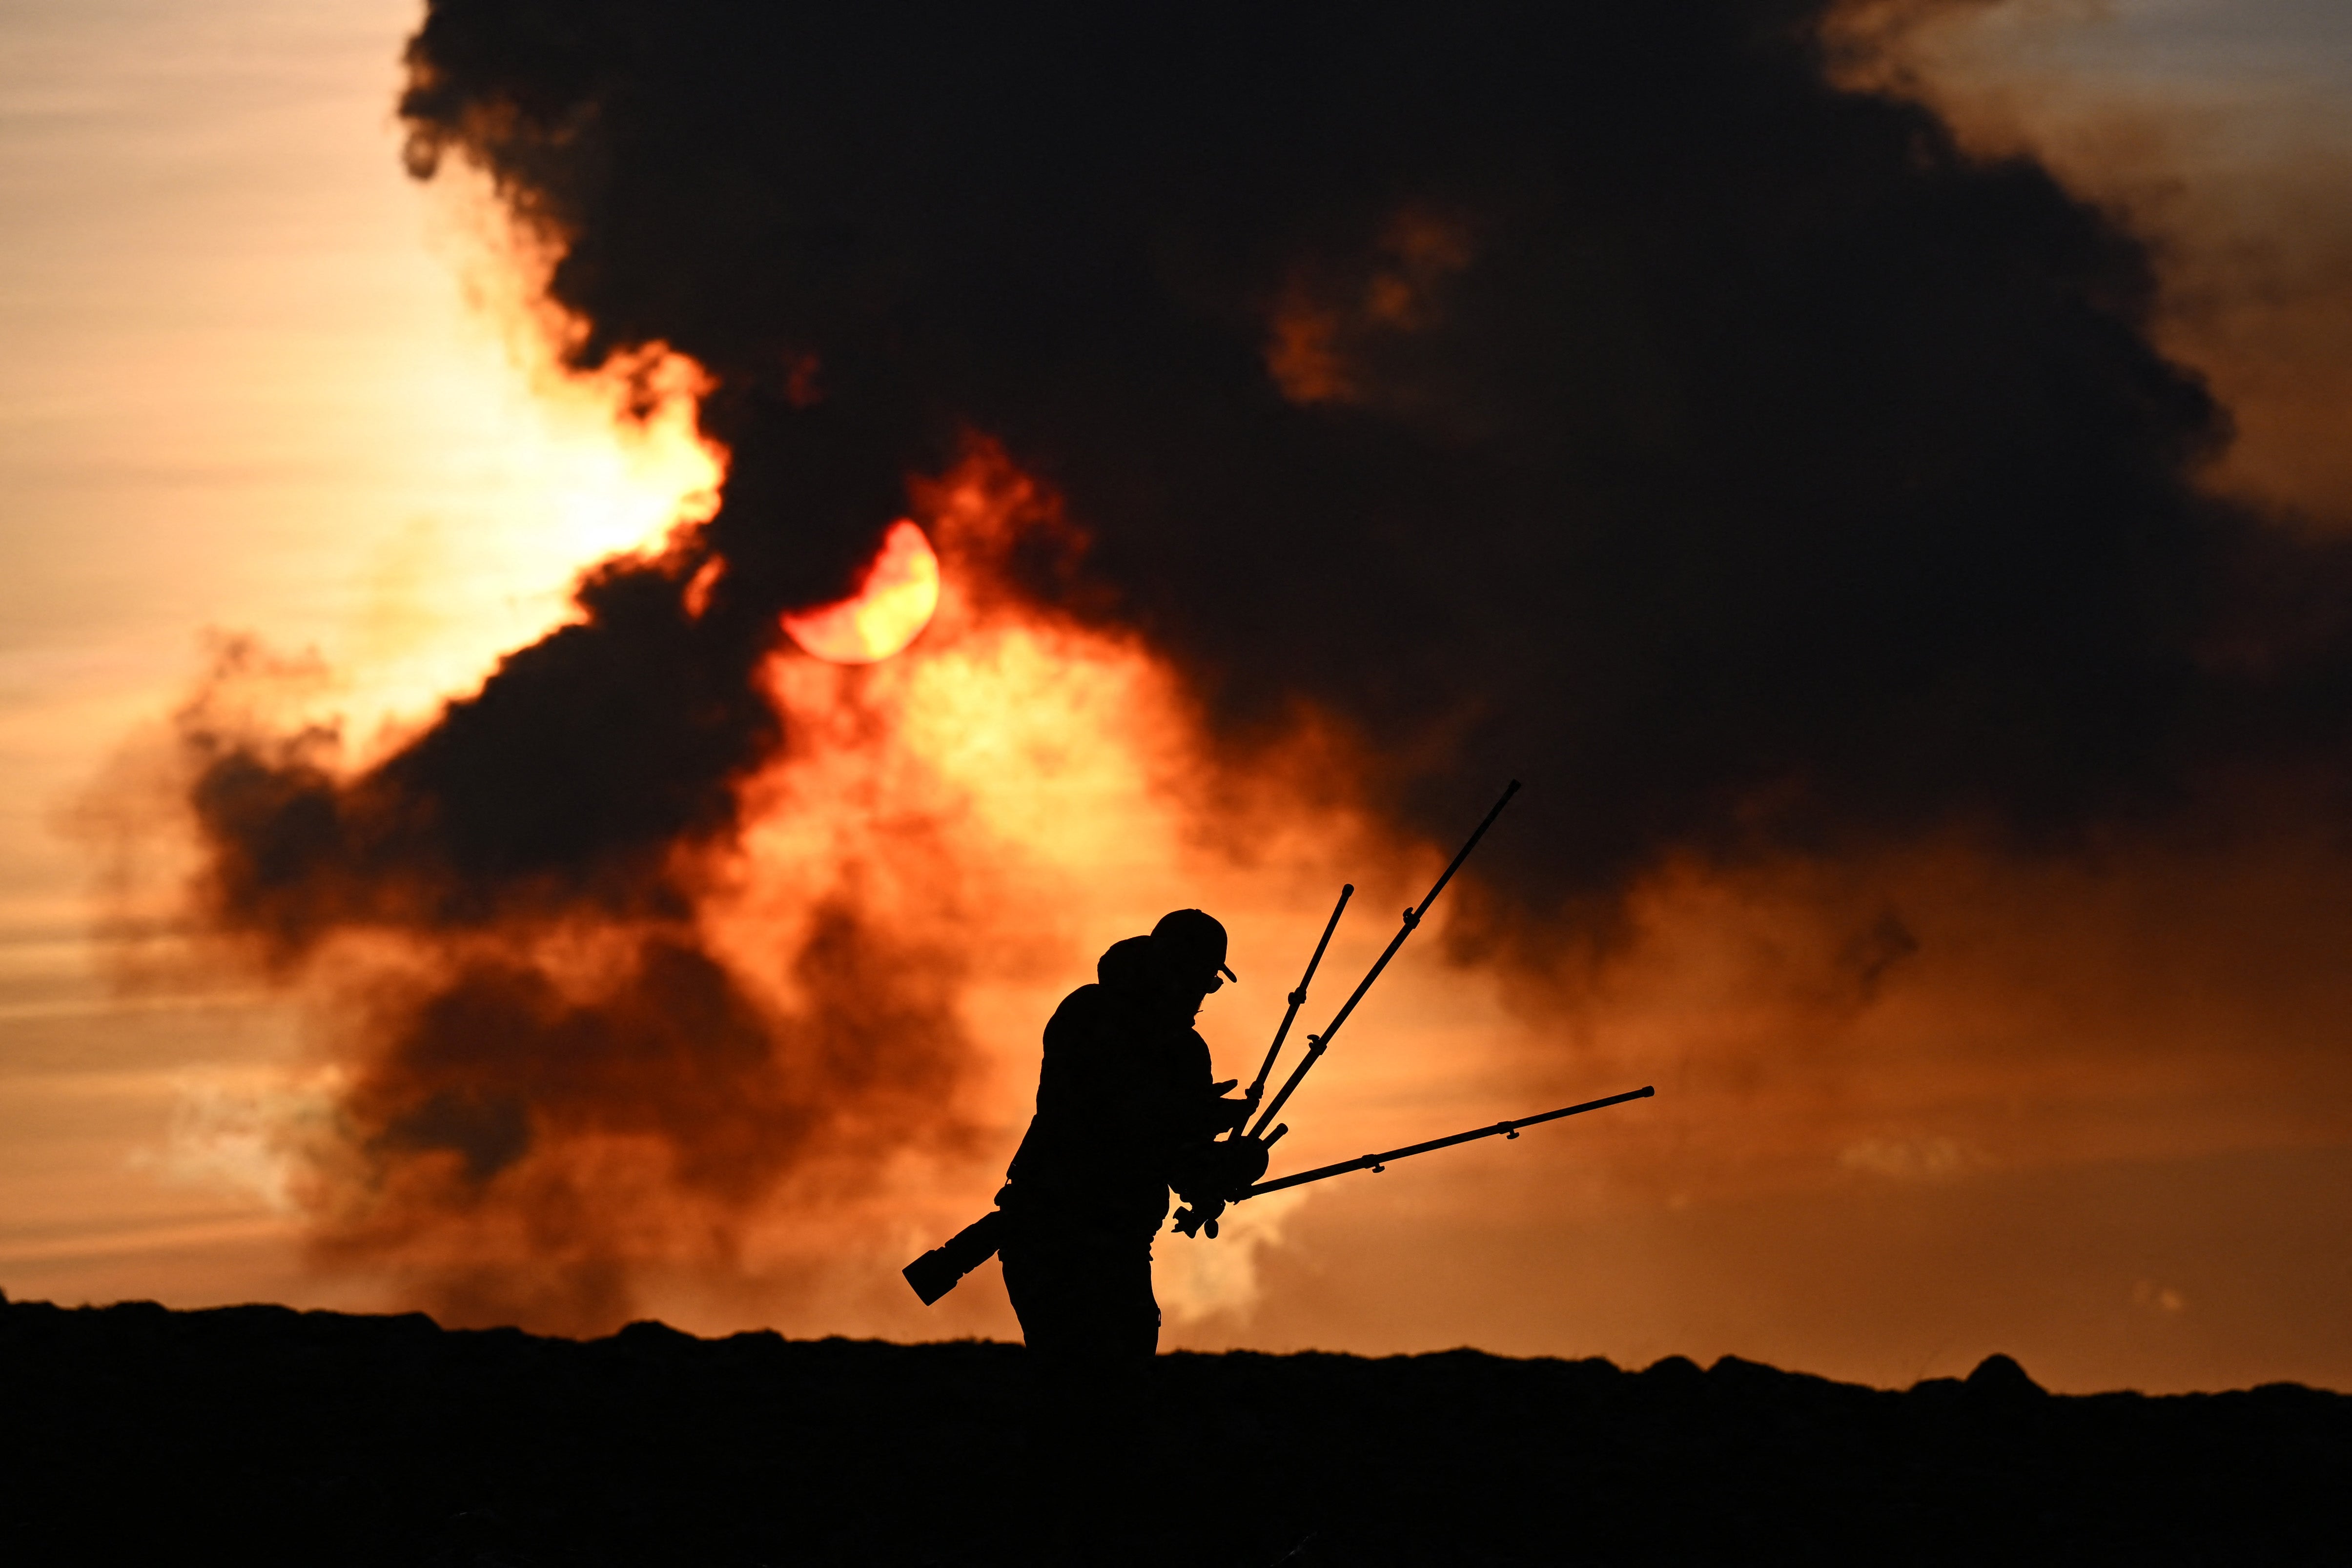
[1002,1238,1162,1553]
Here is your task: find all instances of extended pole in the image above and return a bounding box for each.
[1240,1085,1654,1199]
[1246,780,1521,1141]
[1232,883,1353,1139]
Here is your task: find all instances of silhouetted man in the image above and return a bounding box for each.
[996,910,1268,1529]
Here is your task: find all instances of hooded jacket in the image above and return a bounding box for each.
[1002,936,1223,1242]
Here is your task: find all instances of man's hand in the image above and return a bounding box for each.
[1198,1079,1254,1138]
[1220,1132,1271,1195]
[1170,1132,1273,1238]
[1172,1133,1270,1205]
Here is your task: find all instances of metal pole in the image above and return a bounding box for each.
[1232,883,1353,1140]
[1239,1085,1654,1198]
[1246,780,1521,1141]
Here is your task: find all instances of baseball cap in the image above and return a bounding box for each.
[1149,908,1238,983]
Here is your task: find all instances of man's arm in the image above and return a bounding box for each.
[1175,1029,1251,1137]
[1164,1029,1269,1211]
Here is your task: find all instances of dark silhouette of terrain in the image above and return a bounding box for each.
[2,1291,2343,1565]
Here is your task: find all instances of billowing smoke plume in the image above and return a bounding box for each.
[389,0,2348,896]
[177,627,986,1331]
[180,0,2352,1326]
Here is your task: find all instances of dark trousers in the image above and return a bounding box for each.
[1001,1230,1161,1364]
[1000,1229,1164,1554]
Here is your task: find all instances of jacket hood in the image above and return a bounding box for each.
[1096,934,1153,992]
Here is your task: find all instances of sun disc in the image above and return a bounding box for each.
[780,519,941,664]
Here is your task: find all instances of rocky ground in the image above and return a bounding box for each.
[2,1291,2344,1565]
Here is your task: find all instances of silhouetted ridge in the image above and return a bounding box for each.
[4,1295,2344,1566]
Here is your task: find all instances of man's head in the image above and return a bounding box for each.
[1148,908,1237,999]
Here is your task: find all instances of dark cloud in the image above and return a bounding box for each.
[182,559,776,965]
[174,620,973,1327]
[385,0,2348,918]
[302,904,975,1331]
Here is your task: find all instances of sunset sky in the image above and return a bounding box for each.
[2,0,2349,1395]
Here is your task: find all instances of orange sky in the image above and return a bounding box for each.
[1,0,2349,1393]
